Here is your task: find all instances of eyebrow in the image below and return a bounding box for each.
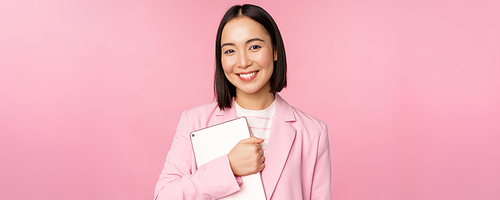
[221,38,265,48]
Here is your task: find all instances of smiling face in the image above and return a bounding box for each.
[220,16,277,97]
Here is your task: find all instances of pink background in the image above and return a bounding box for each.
[1,0,499,199]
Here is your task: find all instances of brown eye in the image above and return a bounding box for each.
[249,45,261,50]
[224,49,235,54]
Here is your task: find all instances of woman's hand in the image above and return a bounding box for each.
[228,137,266,176]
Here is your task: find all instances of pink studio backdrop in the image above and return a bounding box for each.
[1,0,499,199]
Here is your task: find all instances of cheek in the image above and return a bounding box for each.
[256,51,274,69]
[221,57,233,73]
[221,61,236,84]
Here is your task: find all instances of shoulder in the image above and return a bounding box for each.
[174,101,220,134]
[289,106,327,132]
[275,94,327,132]
[183,101,219,120]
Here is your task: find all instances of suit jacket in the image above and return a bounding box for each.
[154,95,331,200]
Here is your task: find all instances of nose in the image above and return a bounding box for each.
[237,51,252,69]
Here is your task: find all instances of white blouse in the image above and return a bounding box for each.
[235,100,275,156]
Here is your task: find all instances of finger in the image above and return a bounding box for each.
[258,148,264,156]
[254,137,265,143]
[259,162,266,171]
[242,137,264,144]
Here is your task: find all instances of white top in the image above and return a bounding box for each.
[235,100,275,156]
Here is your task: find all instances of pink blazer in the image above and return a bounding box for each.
[154,95,331,200]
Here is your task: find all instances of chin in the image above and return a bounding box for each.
[237,86,261,94]
[240,89,259,94]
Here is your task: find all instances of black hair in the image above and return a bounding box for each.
[214,4,287,110]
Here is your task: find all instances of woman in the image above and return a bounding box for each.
[155,4,331,200]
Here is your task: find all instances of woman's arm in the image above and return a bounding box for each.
[154,111,242,200]
[310,122,332,200]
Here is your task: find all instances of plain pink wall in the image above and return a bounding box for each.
[1,0,499,199]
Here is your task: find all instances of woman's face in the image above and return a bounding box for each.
[220,16,277,96]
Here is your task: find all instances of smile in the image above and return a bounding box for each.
[237,71,258,81]
[239,71,257,78]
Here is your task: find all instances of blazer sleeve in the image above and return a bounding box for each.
[310,122,332,200]
[154,111,242,200]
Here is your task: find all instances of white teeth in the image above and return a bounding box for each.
[239,71,256,78]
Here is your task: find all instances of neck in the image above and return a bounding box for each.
[235,91,275,110]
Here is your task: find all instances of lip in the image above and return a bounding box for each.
[237,71,258,81]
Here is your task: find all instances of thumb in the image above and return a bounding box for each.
[242,136,264,144]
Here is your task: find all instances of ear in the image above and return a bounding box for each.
[273,47,278,61]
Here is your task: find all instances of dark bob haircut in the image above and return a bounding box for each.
[214,4,287,110]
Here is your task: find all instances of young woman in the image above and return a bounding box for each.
[155,4,331,200]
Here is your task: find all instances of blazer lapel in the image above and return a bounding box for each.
[212,102,236,125]
[261,94,296,199]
